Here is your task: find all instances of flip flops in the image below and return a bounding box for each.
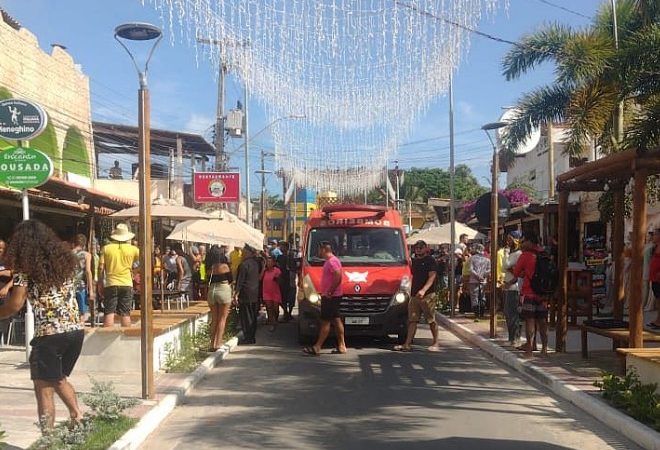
[331,348,348,354]
[646,322,660,330]
[393,345,412,352]
[302,346,320,356]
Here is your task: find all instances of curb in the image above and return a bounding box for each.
[437,314,660,450]
[108,336,239,450]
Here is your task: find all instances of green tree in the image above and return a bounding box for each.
[500,0,660,163]
[367,165,487,205]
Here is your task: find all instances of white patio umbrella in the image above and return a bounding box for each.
[167,217,264,249]
[410,222,484,245]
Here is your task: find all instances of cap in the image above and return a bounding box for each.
[508,230,522,240]
[413,240,427,248]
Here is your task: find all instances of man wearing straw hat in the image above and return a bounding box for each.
[99,223,139,328]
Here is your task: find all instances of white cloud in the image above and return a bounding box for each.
[183,113,214,135]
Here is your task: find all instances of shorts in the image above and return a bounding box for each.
[520,296,548,320]
[30,330,84,380]
[652,282,660,299]
[208,282,232,305]
[103,285,133,316]
[75,288,89,315]
[320,296,342,321]
[408,293,437,324]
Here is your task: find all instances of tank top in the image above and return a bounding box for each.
[73,249,87,290]
[209,272,232,284]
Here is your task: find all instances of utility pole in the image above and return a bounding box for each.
[260,150,267,235]
[215,62,227,170]
[449,73,456,318]
[547,122,555,199]
[281,171,289,241]
[395,160,400,211]
[244,84,251,225]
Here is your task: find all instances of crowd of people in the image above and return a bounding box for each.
[0,218,659,432]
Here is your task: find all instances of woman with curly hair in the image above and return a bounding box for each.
[0,220,84,430]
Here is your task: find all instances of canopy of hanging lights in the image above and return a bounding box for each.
[144,0,500,196]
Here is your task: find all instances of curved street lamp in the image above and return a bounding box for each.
[235,114,306,226]
[114,22,162,400]
[482,121,508,338]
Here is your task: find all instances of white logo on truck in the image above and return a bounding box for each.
[346,272,368,283]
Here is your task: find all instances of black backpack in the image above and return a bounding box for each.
[531,251,558,295]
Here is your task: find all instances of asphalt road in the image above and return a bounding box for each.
[141,320,638,450]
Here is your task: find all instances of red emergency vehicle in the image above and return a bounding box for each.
[298,204,412,343]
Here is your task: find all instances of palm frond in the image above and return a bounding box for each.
[564,81,618,155]
[502,23,575,81]
[624,95,660,150]
[556,32,615,86]
[618,24,660,100]
[500,84,570,166]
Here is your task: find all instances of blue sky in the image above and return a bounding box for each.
[2,0,604,196]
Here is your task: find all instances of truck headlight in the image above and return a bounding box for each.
[394,292,407,304]
[309,293,321,304]
[400,276,411,293]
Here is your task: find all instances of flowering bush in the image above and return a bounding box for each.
[459,188,531,222]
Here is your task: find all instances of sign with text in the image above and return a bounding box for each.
[0,99,48,141]
[193,171,240,203]
[0,146,53,189]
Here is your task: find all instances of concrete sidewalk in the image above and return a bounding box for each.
[0,337,236,450]
[438,310,660,450]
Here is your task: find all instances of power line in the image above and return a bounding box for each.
[534,0,591,20]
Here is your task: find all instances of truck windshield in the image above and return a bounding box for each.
[306,227,406,266]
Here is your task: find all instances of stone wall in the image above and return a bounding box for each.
[0,14,94,179]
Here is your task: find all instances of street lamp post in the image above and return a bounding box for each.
[114,22,162,400]
[482,121,508,339]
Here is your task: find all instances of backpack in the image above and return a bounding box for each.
[530,251,558,295]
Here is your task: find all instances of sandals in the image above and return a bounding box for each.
[331,348,348,355]
[302,346,320,356]
[646,322,660,330]
[393,345,412,352]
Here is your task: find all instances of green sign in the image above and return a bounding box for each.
[0,99,48,141]
[0,146,53,189]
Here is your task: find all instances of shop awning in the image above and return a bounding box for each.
[39,177,137,211]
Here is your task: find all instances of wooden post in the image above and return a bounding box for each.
[629,169,648,348]
[88,207,96,328]
[613,189,625,321]
[556,190,569,352]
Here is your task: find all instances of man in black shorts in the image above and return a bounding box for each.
[303,241,346,356]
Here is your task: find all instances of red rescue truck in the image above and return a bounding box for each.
[298,204,412,343]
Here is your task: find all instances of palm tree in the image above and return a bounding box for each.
[500,0,660,163]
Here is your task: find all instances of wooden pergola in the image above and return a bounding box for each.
[555,146,660,351]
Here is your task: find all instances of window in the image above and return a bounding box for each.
[306,227,406,266]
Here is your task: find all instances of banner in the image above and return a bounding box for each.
[193,172,240,203]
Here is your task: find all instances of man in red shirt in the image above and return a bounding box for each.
[512,232,548,357]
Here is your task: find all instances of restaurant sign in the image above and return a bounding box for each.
[0,99,48,141]
[0,146,54,189]
[193,171,240,203]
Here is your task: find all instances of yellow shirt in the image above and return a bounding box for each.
[100,243,139,287]
[229,249,243,280]
[496,248,507,284]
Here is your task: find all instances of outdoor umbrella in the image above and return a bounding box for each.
[167,218,265,250]
[410,222,484,245]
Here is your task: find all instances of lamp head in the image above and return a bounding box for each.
[481,121,508,131]
[114,23,162,41]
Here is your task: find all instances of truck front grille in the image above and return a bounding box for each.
[340,296,391,314]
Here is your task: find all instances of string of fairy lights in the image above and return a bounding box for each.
[144,0,501,196]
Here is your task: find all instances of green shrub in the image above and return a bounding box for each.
[224,307,239,341]
[80,379,139,421]
[29,378,139,450]
[594,369,660,431]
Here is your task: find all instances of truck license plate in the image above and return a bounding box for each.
[345,317,369,325]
